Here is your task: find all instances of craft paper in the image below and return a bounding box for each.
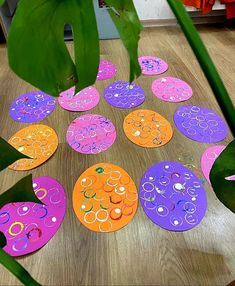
[10,91,56,123]
[174,105,228,143]
[58,86,100,112]
[152,77,193,103]
[73,163,138,232]
[139,161,207,231]
[138,56,168,75]
[67,114,116,154]
[104,81,145,109]
[0,176,66,256]
[8,125,58,171]
[123,109,173,148]
[96,59,117,80]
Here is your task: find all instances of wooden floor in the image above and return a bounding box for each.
[0,25,235,286]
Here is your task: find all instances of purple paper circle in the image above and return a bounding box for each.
[152,77,193,103]
[66,114,116,154]
[1,176,66,256]
[139,161,207,232]
[138,56,168,75]
[104,81,145,109]
[10,91,56,123]
[96,59,117,80]
[174,105,228,143]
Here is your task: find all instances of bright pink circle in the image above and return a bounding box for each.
[58,86,100,112]
[152,77,193,103]
[96,60,117,80]
[138,56,168,75]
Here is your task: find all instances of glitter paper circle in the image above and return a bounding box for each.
[138,56,168,75]
[152,77,193,103]
[139,161,207,231]
[8,125,58,171]
[174,105,228,143]
[67,114,116,154]
[73,163,138,232]
[58,86,100,112]
[104,81,145,109]
[123,109,173,148]
[10,91,56,123]
[1,176,66,256]
[96,59,117,80]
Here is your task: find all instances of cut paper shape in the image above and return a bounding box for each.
[138,56,168,75]
[174,105,228,143]
[104,81,145,109]
[1,176,66,256]
[8,125,58,171]
[139,161,207,231]
[58,86,100,112]
[152,77,193,103]
[73,163,138,232]
[123,109,173,148]
[67,114,116,154]
[96,59,117,80]
[10,91,56,123]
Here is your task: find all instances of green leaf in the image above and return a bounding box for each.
[0,0,5,7]
[105,0,142,83]
[210,140,235,213]
[0,232,7,248]
[0,137,30,171]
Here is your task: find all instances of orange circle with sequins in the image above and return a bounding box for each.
[73,163,138,232]
[8,124,58,171]
[123,109,173,148]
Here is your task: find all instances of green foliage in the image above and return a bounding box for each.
[0,232,7,248]
[0,0,5,6]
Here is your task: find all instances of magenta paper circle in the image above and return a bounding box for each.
[66,114,116,154]
[58,86,100,112]
[0,176,66,256]
[152,77,193,103]
[138,56,168,75]
[96,59,117,80]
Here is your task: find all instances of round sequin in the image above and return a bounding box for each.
[97,59,117,80]
[138,56,168,75]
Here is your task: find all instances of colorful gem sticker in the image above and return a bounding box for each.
[1,176,66,256]
[96,59,117,80]
[152,77,193,103]
[8,125,58,171]
[10,91,56,123]
[139,161,207,231]
[73,163,138,232]
[104,81,145,109]
[138,56,168,75]
[174,105,228,143]
[67,114,116,154]
[123,109,173,148]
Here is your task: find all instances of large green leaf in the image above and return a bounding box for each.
[0,232,7,248]
[210,140,235,213]
[0,0,5,6]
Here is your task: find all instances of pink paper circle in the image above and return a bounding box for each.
[152,77,193,103]
[66,114,116,154]
[58,86,100,112]
[97,60,117,80]
[138,56,168,75]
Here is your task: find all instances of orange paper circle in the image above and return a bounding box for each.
[73,163,138,232]
[123,109,173,148]
[8,124,58,171]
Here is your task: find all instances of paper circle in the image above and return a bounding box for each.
[8,125,58,171]
[123,109,173,148]
[73,163,138,232]
[1,176,66,256]
[139,161,207,231]
[138,56,168,75]
[9,91,56,123]
[152,77,193,103]
[96,59,117,80]
[104,81,145,109]
[174,105,228,143]
[58,86,100,112]
[67,114,116,154]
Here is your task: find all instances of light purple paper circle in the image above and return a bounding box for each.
[96,59,117,80]
[104,81,145,109]
[138,56,168,75]
[66,114,116,154]
[10,91,56,123]
[1,176,66,256]
[174,105,228,143]
[152,77,193,103]
[139,161,207,232]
